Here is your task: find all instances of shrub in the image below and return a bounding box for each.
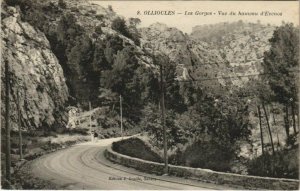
[94,25,102,34]
[58,0,66,9]
[89,9,96,14]
[62,128,88,135]
[170,140,236,172]
[140,104,188,150]
[70,7,79,12]
[248,147,299,179]
[111,17,141,46]
[95,14,104,20]
[108,5,113,12]
[112,137,163,163]
[111,17,129,37]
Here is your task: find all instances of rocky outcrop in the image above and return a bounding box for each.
[1,0,157,131]
[1,5,69,131]
[191,22,275,87]
[13,0,156,108]
[140,23,226,82]
[140,23,191,65]
[140,23,230,96]
[1,0,277,131]
[141,21,276,89]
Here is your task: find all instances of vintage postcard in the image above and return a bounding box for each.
[1,0,299,190]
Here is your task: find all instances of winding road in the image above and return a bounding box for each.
[30,137,235,190]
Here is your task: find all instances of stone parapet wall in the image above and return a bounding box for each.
[104,147,299,190]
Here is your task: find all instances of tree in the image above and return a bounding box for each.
[127,18,141,46]
[140,104,188,150]
[111,17,130,38]
[129,18,141,27]
[101,46,145,121]
[94,25,102,35]
[257,105,264,155]
[98,88,118,106]
[177,84,252,146]
[92,40,109,71]
[111,17,141,46]
[104,34,124,65]
[58,0,66,9]
[153,53,186,113]
[262,102,275,155]
[243,79,276,153]
[164,62,187,113]
[262,23,299,141]
[108,5,113,12]
[57,13,83,45]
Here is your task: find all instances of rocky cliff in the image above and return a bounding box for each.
[15,0,155,106]
[140,23,232,96]
[1,0,156,131]
[141,21,276,91]
[140,23,226,78]
[1,0,277,131]
[1,4,69,131]
[191,22,275,87]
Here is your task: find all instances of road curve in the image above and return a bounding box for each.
[30,137,234,190]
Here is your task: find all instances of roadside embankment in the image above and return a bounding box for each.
[104,147,299,190]
[5,134,90,189]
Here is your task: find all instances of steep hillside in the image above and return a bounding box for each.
[191,21,275,87]
[141,21,276,91]
[2,0,159,133]
[12,0,155,108]
[1,1,298,187]
[1,0,278,131]
[140,23,226,76]
[140,23,191,68]
[140,23,228,96]
[1,5,69,130]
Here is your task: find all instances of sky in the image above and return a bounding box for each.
[90,1,299,33]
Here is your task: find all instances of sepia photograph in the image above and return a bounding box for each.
[1,0,299,189]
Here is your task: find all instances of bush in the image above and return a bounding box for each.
[112,137,163,163]
[248,147,299,179]
[95,14,104,20]
[141,104,188,150]
[108,5,113,12]
[70,7,79,12]
[95,25,102,34]
[111,17,129,37]
[58,0,66,9]
[170,140,235,172]
[62,128,88,135]
[89,9,96,14]
[111,17,140,46]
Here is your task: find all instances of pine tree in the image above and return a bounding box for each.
[262,23,299,141]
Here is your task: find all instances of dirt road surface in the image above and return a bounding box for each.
[30,137,236,190]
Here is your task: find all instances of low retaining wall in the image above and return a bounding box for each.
[104,147,299,190]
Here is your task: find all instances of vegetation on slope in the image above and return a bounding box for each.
[1,0,299,187]
[112,137,163,163]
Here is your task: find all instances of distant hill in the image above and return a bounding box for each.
[2,0,277,130]
[190,21,276,87]
[140,21,276,94]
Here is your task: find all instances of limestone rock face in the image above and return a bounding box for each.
[140,23,192,68]
[140,22,227,93]
[1,0,277,131]
[1,6,69,131]
[13,0,156,107]
[190,22,275,87]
